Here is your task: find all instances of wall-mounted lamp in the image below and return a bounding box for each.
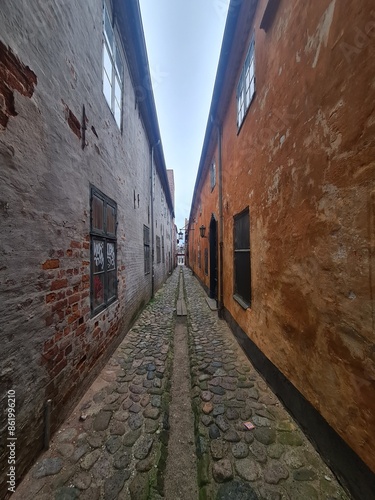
[178,230,183,240]
[199,225,206,238]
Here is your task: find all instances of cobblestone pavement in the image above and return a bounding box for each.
[13,270,179,500]
[13,267,351,499]
[182,267,350,500]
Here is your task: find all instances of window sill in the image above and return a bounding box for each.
[233,294,250,310]
[91,297,119,319]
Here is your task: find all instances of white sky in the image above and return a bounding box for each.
[139,0,229,233]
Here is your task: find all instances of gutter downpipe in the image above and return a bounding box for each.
[218,123,224,319]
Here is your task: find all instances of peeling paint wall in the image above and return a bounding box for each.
[190,0,375,476]
[0,0,172,492]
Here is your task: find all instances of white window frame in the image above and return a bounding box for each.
[237,36,255,129]
[102,3,123,128]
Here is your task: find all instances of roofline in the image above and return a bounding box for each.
[116,0,175,217]
[189,0,258,225]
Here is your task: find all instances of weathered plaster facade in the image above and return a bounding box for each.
[0,0,173,492]
[189,0,375,496]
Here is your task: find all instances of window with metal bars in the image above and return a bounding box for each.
[237,36,255,129]
[233,208,251,308]
[90,186,117,315]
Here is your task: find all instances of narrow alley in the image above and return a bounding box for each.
[12,267,349,500]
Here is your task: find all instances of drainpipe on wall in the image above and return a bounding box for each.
[217,123,224,319]
[150,140,160,298]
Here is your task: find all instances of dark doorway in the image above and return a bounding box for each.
[209,215,218,299]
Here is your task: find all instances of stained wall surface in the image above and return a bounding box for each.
[0,0,173,492]
[189,0,375,477]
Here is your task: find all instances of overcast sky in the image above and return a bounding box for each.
[139,0,229,233]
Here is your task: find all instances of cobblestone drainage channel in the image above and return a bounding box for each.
[164,269,199,499]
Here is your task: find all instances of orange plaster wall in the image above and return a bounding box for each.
[190,143,220,290]
[192,0,375,473]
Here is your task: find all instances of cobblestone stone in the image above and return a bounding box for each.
[212,458,233,483]
[32,458,63,479]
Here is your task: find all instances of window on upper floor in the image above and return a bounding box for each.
[237,36,255,129]
[102,3,123,128]
[210,162,216,191]
[90,186,117,316]
[233,208,251,308]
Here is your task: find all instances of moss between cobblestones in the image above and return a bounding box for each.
[197,453,210,486]
[148,293,175,499]
[199,485,210,500]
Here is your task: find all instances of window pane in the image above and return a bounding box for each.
[93,239,105,272]
[234,251,251,305]
[250,59,254,81]
[104,7,113,51]
[250,80,255,101]
[107,241,116,271]
[103,43,113,83]
[115,77,122,126]
[107,270,117,300]
[115,77,122,105]
[144,245,150,274]
[115,45,123,81]
[93,273,105,309]
[107,205,116,234]
[92,195,104,231]
[144,225,150,244]
[235,211,250,249]
[114,101,121,128]
[103,70,112,107]
[246,68,250,90]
